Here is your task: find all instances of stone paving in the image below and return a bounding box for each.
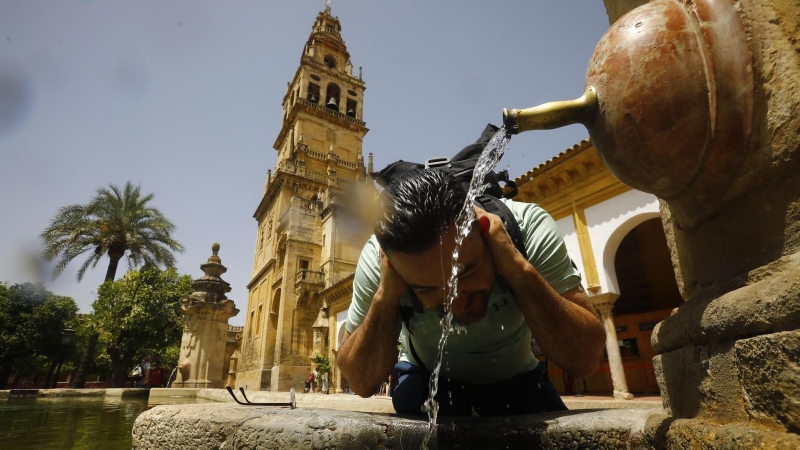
[147,387,663,414]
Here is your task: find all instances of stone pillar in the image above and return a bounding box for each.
[333,352,344,394]
[592,294,633,400]
[173,243,239,389]
[227,349,240,388]
[311,302,329,355]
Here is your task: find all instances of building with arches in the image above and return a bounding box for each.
[514,139,682,398]
[235,5,680,397]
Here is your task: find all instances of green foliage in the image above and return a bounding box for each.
[311,353,331,375]
[92,265,192,368]
[72,318,111,374]
[0,282,78,383]
[41,181,185,282]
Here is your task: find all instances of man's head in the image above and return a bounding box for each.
[375,169,495,325]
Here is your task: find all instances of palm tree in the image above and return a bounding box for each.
[41,181,184,388]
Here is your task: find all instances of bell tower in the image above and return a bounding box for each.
[238,6,371,391]
[273,6,367,171]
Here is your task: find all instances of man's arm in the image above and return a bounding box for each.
[337,251,405,397]
[477,210,606,378]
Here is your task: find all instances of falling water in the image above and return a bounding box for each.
[420,126,512,449]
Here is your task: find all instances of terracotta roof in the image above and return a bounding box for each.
[514,139,593,188]
[318,272,355,296]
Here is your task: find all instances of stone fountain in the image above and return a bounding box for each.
[133,1,800,447]
[503,0,800,446]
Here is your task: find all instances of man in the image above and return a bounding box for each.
[337,169,605,416]
[148,360,165,388]
[134,356,151,388]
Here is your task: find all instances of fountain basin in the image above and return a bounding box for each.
[131,404,800,449]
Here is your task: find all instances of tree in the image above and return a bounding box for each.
[40,182,184,387]
[0,282,78,389]
[311,353,331,375]
[92,265,192,388]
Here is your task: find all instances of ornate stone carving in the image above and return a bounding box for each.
[174,244,239,389]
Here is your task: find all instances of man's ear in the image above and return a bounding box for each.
[380,246,396,270]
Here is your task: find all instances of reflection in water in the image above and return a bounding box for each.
[0,396,214,449]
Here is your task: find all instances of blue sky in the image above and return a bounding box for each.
[0,1,611,325]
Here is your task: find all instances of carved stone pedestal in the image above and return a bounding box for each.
[173,244,239,389]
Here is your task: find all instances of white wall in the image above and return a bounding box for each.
[583,189,660,294]
[335,309,348,350]
[555,215,587,290]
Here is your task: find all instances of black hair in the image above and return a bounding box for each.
[375,169,466,254]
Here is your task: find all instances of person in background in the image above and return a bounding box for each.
[308,371,316,393]
[148,360,165,388]
[135,357,152,388]
[142,356,153,388]
[321,372,330,394]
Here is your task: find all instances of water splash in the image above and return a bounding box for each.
[420,126,512,449]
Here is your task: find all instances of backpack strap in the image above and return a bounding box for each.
[474,195,529,260]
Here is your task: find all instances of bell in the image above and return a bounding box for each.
[308,94,318,103]
[346,108,355,117]
[326,97,339,110]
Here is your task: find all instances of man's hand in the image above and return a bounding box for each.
[378,249,409,301]
[337,248,405,398]
[474,207,529,282]
[474,206,605,378]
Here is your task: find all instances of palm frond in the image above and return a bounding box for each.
[41,181,183,282]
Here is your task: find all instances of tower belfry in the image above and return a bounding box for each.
[238,7,371,391]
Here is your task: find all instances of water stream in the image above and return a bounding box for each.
[420,126,512,449]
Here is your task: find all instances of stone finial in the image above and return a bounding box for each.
[207,243,222,265]
[180,242,232,304]
[368,152,373,173]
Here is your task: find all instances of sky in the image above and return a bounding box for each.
[0,1,612,325]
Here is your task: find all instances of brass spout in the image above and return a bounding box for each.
[503,86,598,135]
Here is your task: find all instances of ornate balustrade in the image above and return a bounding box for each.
[295,269,325,285]
[297,98,365,127]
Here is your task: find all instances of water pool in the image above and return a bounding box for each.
[0,396,215,449]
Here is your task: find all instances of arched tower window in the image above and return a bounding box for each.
[277,234,287,267]
[346,99,357,118]
[326,83,340,111]
[324,55,337,69]
[270,288,282,316]
[307,83,320,104]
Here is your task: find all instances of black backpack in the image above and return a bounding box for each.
[371,123,528,260]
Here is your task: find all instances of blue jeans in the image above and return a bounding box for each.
[391,361,567,416]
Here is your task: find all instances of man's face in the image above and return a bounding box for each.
[389,225,496,325]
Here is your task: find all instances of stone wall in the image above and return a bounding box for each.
[649,0,800,437]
